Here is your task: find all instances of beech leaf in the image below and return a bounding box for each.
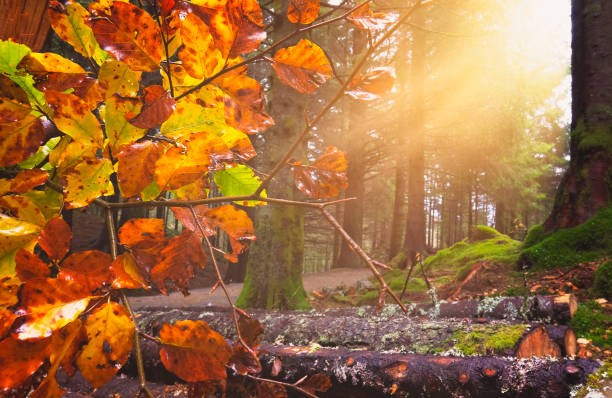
[0,336,50,392]
[272,39,332,94]
[291,146,348,198]
[214,164,266,206]
[0,169,48,196]
[103,94,147,155]
[61,157,114,209]
[288,0,320,24]
[18,52,88,92]
[98,59,142,98]
[117,141,163,198]
[37,216,72,262]
[128,85,176,129]
[58,250,113,292]
[346,3,397,32]
[345,67,395,101]
[45,91,104,148]
[15,249,50,282]
[0,115,45,167]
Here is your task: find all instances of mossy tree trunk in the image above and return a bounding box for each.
[544,0,612,231]
[235,6,309,310]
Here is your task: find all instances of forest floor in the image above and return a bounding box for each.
[128,267,373,309]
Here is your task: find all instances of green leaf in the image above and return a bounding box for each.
[0,40,47,112]
[18,137,61,170]
[0,214,40,276]
[214,165,266,207]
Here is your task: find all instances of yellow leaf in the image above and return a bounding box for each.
[46,91,104,148]
[61,157,114,209]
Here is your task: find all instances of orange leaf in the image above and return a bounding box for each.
[129,85,176,129]
[89,2,163,72]
[0,276,20,308]
[16,278,91,340]
[345,67,395,101]
[0,76,31,123]
[172,177,209,200]
[0,169,48,196]
[72,76,106,110]
[291,146,348,198]
[214,74,274,134]
[347,3,396,31]
[77,302,134,387]
[37,216,72,262]
[272,39,332,94]
[288,0,320,24]
[0,336,50,391]
[0,115,45,167]
[151,229,206,295]
[159,320,232,382]
[118,218,165,247]
[0,308,18,340]
[18,52,88,92]
[178,13,223,80]
[0,74,29,107]
[110,252,149,289]
[58,250,113,292]
[117,141,162,198]
[15,249,50,282]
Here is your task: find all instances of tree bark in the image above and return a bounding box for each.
[544,0,612,230]
[0,0,51,51]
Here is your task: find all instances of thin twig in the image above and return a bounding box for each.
[320,208,407,313]
[105,208,154,398]
[244,374,318,398]
[255,0,426,196]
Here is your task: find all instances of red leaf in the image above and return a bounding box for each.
[58,250,114,292]
[291,146,348,198]
[129,85,176,129]
[0,336,50,391]
[15,249,50,281]
[117,141,163,198]
[37,216,72,262]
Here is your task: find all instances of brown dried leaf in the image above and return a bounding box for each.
[288,0,320,24]
[129,85,176,129]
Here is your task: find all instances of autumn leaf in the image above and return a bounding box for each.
[118,218,165,247]
[214,164,266,206]
[151,229,206,295]
[49,137,97,175]
[37,216,72,262]
[45,90,104,148]
[0,114,45,167]
[346,3,397,32]
[288,0,320,24]
[297,373,332,395]
[110,252,149,289]
[117,141,162,198]
[128,85,176,129]
[227,345,261,375]
[257,381,288,398]
[0,336,50,392]
[16,278,91,340]
[77,302,134,387]
[0,194,49,226]
[58,250,113,292]
[18,52,88,92]
[179,13,223,80]
[89,2,164,72]
[15,249,50,282]
[0,214,40,271]
[102,95,147,156]
[98,59,142,98]
[21,188,63,222]
[291,146,348,198]
[159,320,232,382]
[345,67,395,101]
[271,39,332,94]
[236,309,263,348]
[0,276,20,307]
[48,1,108,65]
[0,308,18,340]
[0,79,32,123]
[0,40,47,110]
[61,157,114,209]
[222,129,256,161]
[172,177,209,201]
[0,169,48,196]
[72,76,106,111]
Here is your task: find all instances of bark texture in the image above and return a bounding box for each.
[0,0,51,51]
[544,0,612,230]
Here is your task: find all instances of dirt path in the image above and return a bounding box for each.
[128,267,373,309]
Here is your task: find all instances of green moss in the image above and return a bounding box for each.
[573,117,612,153]
[356,290,379,305]
[594,260,612,299]
[570,300,612,349]
[451,324,527,356]
[425,227,520,273]
[470,225,503,241]
[523,224,546,248]
[519,207,612,269]
[331,294,351,304]
[389,248,409,269]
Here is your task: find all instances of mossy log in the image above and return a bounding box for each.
[128,339,599,398]
[135,306,575,358]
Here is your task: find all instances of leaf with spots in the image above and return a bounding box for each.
[118,218,167,275]
[48,1,108,65]
[77,302,134,387]
[159,320,232,382]
[0,169,48,196]
[151,229,206,295]
[0,336,50,392]
[15,278,91,340]
[73,77,106,111]
[227,345,261,375]
[128,85,176,129]
[21,188,63,222]
[110,252,149,289]
[117,141,162,198]
[58,250,113,292]
[37,216,72,262]
[89,2,163,72]
[271,39,332,94]
[288,0,320,24]
[102,95,147,156]
[0,276,20,307]
[0,214,40,271]
[0,194,48,226]
[0,93,32,124]
[214,164,266,206]
[0,308,18,340]
[291,146,348,198]
[49,137,98,176]
[61,157,114,209]
[0,40,46,110]
[45,91,104,148]
[221,128,256,161]
[172,177,209,201]
[179,13,223,80]
[214,74,274,134]
[0,114,45,167]
[346,3,396,32]
[18,52,88,92]
[155,131,232,190]
[345,67,395,101]
[15,249,50,282]
[98,59,141,98]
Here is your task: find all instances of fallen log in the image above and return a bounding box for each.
[128,339,599,398]
[135,306,576,358]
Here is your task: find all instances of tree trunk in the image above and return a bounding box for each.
[495,199,506,234]
[389,164,406,255]
[544,0,612,230]
[0,0,50,51]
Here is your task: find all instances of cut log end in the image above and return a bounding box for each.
[555,294,578,318]
[516,325,562,359]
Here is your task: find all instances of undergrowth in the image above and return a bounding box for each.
[570,300,612,350]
